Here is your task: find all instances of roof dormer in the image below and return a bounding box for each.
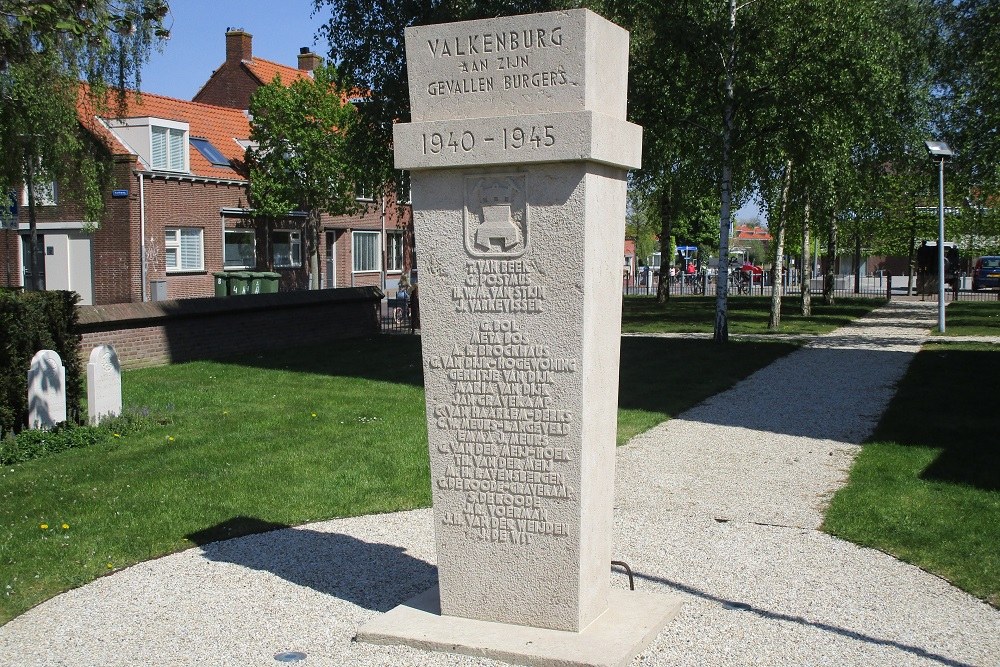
[106,117,190,173]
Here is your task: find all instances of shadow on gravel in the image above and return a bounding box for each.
[190,518,437,612]
[633,570,977,667]
[678,346,919,443]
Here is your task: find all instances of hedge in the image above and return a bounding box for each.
[0,289,82,437]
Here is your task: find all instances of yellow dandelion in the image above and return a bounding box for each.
[311,412,317,418]
[113,433,121,438]
[39,523,48,530]
[166,436,175,442]
[222,410,229,415]
[106,563,113,569]
[62,523,70,530]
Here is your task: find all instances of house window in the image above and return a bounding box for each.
[21,182,57,207]
[224,229,256,269]
[352,231,380,272]
[151,126,186,171]
[355,183,375,202]
[386,230,404,273]
[272,230,301,268]
[165,228,204,272]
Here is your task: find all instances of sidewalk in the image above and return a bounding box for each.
[1,300,997,666]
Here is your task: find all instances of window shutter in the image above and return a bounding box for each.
[151,127,167,169]
[169,129,185,171]
[180,229,202,269]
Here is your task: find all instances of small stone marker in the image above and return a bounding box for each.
[87,344,122,425]
[28,350,66,429]
[356,9,681,667]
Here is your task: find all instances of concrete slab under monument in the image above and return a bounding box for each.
[357,585,683,667]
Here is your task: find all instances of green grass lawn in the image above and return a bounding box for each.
[0,334,795,624]
[824,342,1000,607]
[622,295,884,335]
[936,300,1000,336]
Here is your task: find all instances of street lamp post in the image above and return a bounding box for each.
[925,140,954,333]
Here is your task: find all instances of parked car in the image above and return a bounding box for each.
[972,256,1000,290]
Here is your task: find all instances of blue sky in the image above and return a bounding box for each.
[141,0,325,100]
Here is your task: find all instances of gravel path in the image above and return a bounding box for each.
[2,300,998,667]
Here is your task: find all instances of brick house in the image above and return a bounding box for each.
[0,30,412,304]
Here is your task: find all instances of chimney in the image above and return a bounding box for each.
[226,29,252,63]
[298,46,322,72]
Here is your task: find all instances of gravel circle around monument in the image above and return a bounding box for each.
[1,300,997,666]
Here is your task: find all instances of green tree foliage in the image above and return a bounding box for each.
[938,0,1000,255]
[314,0,580,189]
[247,64,361,289]
[1,1,170,289]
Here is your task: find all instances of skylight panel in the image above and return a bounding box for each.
[190,137,231,167]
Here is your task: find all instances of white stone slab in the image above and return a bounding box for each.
[28,349,66,429]
[87,344,122,425]
[356,585,683,667]
[393,111,642,171]
[405,9,629,122]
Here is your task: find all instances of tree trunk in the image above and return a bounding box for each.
[907,216,916,296]
[854,232,862,294]
[308,208,321,290]
[800,198,811,316]
[25,146,41,292]
[769,160,792,330]
[656,182,674,304]
[714,0,737,344]
[824,211,837,305]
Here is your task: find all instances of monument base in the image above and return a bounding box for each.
[355,585,682,667]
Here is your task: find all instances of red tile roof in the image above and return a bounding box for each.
[243,57,311,87]
[79,87,251,180]
[734,224,772,241]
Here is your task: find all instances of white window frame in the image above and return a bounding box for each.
[21,181,57,207]
[386,230,404,273]
[355,183,375,202]
[164,227,204,273]
[272,229,302,268]
[352,230,381,273]
[224,229,256,269]
[151,124,188,172]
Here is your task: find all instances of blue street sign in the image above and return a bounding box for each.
[112,189,129,198]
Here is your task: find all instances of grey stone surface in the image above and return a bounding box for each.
[27,349,66,429]
[357,586,682,667]
[87,344,122,425]
[386,8,644,635]
[0,301,998,667]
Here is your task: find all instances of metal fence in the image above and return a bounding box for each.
[380,297,417,334]
[624,272,1000,302]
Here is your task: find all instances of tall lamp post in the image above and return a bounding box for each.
[925,140,953,333]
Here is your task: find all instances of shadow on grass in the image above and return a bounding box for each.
[221,335,426,388]
[618,337,798,416]
[190,517,436,613]
[872,344,1000,492]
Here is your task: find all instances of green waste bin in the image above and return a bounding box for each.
[229,272,252,295]
[258,272,280,294]
[247,272,263,294]
[212,272,230,297]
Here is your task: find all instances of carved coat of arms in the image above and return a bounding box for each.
[464,174,528,258]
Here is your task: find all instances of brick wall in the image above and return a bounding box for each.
[78,287,382,369]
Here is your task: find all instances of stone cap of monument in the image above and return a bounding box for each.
[404,9,628,123]
[396,9,641,171]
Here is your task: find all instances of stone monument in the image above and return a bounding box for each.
[357,9,681,666]
[28,349,66,429]
[87,344,122,424]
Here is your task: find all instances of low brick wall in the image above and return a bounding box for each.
[77,287,383,369]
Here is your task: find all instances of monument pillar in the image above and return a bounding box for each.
[358,10,681,666]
